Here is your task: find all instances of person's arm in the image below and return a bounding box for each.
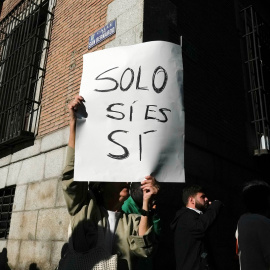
[68,95,85,148]
[139,175,159,236]
[122,187,162,236]
[258,218,270,266]
[62,95,88,216]
[128,215,156,258]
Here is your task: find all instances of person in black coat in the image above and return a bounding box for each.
[171,185,222,270]
[236,181,270,270]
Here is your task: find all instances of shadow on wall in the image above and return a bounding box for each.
[0,248,11,270]
[0,248,43,270]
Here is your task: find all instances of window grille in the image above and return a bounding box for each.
[0,0,55,150]
[0,185,16,239]
[240,6,270,155]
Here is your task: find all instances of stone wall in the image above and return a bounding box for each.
[0,127,69,269]
[105,0,144,48]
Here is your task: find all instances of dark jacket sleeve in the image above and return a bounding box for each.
[62,146,89,216]
[188,201,222,238]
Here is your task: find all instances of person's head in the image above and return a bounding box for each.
[242,180,270,215]
[89,182,130,212]
[129,182,143,208]
[182,185,209,211]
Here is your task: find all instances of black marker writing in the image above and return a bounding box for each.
[94,67,119,92]
[130,101,138,122]
[106,103,125,120]
[139,130,157,161]
[94,65,168,93]
[152,66,168,93]
[136,66,148,91]
[145,105,157,120]
[120,68,134,91]
[145,105,171,122]
[158,108,171,123]
[107,130,129,160]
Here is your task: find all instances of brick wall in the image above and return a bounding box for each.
[0,0,144,139]
[38,0,115,136]
[0,0,21,20]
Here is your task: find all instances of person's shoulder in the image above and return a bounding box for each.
[239,213,270,228]
[239,213,268,220]
[176,207,198,220]
[238,213,253,223]
[171,207,188,230]
[171,207,199,231]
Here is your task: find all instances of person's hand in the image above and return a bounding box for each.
[139,176,159,235]
[141,176,160,205]
[68,95,85,121]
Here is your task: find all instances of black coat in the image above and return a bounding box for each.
[170,201,222,270]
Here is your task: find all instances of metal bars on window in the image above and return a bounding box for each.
[0,185,16,239]
[240,6,270,155]
[0,0,54,149]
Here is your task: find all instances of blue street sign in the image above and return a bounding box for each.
[88,19,117,50]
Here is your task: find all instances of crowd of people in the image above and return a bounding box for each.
[57,95,270,270]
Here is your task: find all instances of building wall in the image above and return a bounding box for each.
[0,0,21,19]
[0,127,69,269]
[142,1,269,269]
[38,0,115,136]
[1,0,269,269]
[38,0,144,136]
[0,0,144,268]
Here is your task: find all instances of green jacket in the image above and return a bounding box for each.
[122,196,161,270]
[122,196,161,236]
[62,147,156,270]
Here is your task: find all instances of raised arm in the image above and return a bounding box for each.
[139,176,160,236]
[68,95,85,148]
[62,95,88,216]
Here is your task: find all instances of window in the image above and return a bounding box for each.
[240,5,270,155]
[0,185,16,239]
[0,0,55,150]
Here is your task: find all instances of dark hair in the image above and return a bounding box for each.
[182,185,204,206]
[130,182,143,208]
[88,182,104,205]
[242,180,270,213]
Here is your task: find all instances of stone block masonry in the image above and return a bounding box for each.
[105,0,144,48]
[0,127,70,269]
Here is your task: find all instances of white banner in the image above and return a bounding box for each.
[74,41,185,183]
